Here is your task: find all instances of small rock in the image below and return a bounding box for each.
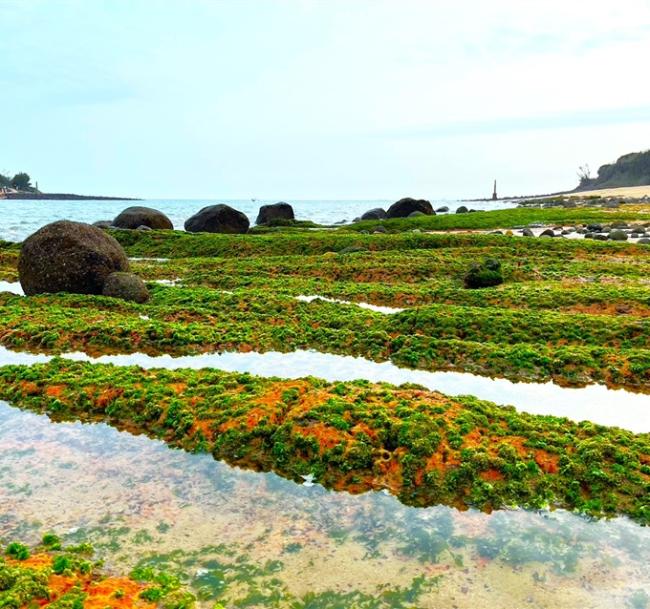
[522,228,534,237]
[609,229,628,241]
[456,205,469,214]
[102,272,149,303]
[436,206,449,213]
[539,229,555,238]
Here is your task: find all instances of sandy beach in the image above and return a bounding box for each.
[565,185,650,199]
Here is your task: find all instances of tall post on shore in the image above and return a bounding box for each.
[492,180,497,200]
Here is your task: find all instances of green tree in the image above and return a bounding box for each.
[11,172,31,190]
[0,172,11,187]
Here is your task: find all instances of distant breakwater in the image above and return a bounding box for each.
[0,192,139,201]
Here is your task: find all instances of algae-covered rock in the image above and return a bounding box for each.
[18,220,129,296]
[464,258,504,289]
[102,272,149,303]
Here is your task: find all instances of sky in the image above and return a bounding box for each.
[1,0,650,200]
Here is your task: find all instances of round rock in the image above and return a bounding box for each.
[360,208,387,221]
[184,204,250,234]
[255,202,295,225]
[102,272,149,303]
[386,198,434,218]
[93,220,113,229]
[113,206,173,230]
[609,229,628,241]
[18,220,129,296]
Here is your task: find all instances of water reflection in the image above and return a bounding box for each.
[0,401,648,609]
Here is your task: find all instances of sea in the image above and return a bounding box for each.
[0,198,518,242]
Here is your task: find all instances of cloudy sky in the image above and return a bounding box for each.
[1,0,650,199]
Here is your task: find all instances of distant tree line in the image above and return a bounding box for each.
[577,149,650,190]
[0,171,34,191]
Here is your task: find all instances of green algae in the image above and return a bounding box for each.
[0,283,648,389]
[0,537,191,609]
[0,359,648,524]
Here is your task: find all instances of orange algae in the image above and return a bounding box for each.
[7,555,155,609]
[44,385,66,398]
[296,422,344,452]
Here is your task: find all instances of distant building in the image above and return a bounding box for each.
[492,180,497,200]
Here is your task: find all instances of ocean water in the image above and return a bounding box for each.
[1,400,648,609]
[0,197,517,242]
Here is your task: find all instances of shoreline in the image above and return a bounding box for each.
[0,192,140,201]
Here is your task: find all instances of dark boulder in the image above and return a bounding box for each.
[113,206,173,230]
[522,228,534,237]
[255,202,295,225]
[184,204,250,234]
[386,198,434,218]
[102,272,149,303]
[360,208,387,221]
[436,206,449,213]
[637,238,650,244]
[18,220,129,296]
[539,229,555,238]
[456,206,469,214]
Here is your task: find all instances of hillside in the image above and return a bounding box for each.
[577,149,650,191]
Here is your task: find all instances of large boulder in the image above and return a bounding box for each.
[102,272,149,303]
[360,208,387,221]
[18,220,129,296]
[113,206,173,230]
[184,204,250,234]
[386,198,434,218]
[255,202,295,225]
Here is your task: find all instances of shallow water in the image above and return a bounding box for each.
[0,346,647,432]
[0,400,647,609]
[295,294,404,314]
[0,280,23,295]
[0,198,518,242]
